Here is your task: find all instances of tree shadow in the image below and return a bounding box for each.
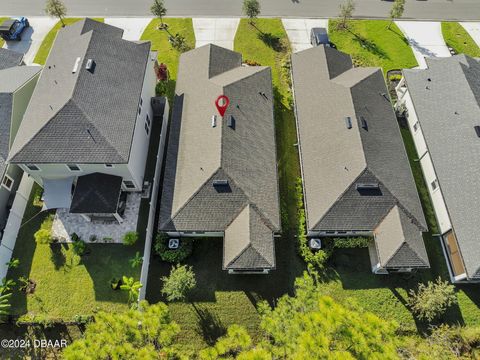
[192,303,227,345]
[257,32,285,52]
[49,243,67,270]
[350,32,390,60]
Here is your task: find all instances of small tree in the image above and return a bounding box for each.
[129,252,143,268]
[45,0,67,27]
[388,0,405,29]
[120,276,142,304]
[407,277,457,322]
[151,0,167,29]
[123,231,139,246]
[338,0,355,29]
[243,0,261,25]
[161,265,196,302]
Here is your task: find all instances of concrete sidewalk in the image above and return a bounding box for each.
[460,22,480,48]
[282,19,328,53]
[104,17,152,40]
[192,18,240,50]
[2,17,57,65]
[395,21,451,69]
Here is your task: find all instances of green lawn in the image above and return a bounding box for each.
[145,19,305,354]
[0,18,8,48]
[329,19,418,73]
[33,18,104,65]
[140,18,195,101]
[441,22,480,57]
[7,183,142,321]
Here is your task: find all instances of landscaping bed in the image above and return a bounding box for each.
[441,22,480,57]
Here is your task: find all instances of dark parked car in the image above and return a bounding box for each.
[0,17,29,41]
[310,27,331,47]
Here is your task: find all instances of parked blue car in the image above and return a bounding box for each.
[0,17,29,41]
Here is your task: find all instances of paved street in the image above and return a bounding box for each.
[396,21,451,69]
[1,0,480,20]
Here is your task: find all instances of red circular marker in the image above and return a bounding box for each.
[215,95,230,117]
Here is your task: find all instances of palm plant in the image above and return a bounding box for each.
[120,276,142,305]
[129,252,143,268]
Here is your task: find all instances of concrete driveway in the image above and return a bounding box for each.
[460,22,480,48]
[2,17,57,65]
[104,17,152,40]
[282,19,328,53]
[395,21,451,69]
[192,18,240,50]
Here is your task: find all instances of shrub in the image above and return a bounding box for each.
[129,252,143,268]
[407,277,457,322]
[155,80,168,97]
[388,74,402,82]
[333,237,371,248]
[244,59,261,66]
[34,229,53,244]
[122,231,139,246]
[161,264,196,301]
[168,33,191,52]
[281,54,292,88]
[72,239,87,256]
[154,233,193,263]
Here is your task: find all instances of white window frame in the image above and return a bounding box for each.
[1,174,14,191]
[25,164,40,171]
[66,164,82,172]
[431,179,439,192]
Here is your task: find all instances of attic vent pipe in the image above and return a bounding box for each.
[475,125,480,138]
[72,57,81,73]
[344,117,352,129]
[85,59,95,71]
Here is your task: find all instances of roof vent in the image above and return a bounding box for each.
[356,182,379,190]
[227,115,235,129]
[344,117,352,129]
[72,57,81,73]
[475,125,480,138]
[211,115,217,128]
[360,116,368,130]
[85,58,95,72]
[213,180,229,186]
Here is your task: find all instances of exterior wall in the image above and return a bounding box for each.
[166,231,223,237]
[402,90,428,157]
[307,230,372,237]
[10,73,40,147]
[0,165,22,230]
[126,54,157,191]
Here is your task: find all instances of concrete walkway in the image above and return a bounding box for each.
[395,21,451,69]
[2,17,57,65]
[104,17,152,40]
[460,22,480,48]
[192,18,240,50]
[282,19,328,53]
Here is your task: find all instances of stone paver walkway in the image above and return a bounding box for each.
[2,17,57,65]
[193,18,240,50]
[395,21,451,69]
[52,193,141,243]
[282,18,328,53]
[104,17,152,40]
[460,22,480,48]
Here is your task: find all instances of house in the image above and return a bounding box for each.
[396,55,480,283]
[291,46,429,274]
[158,44,281,274]
[6,18,162,230]
[0,48,41,233]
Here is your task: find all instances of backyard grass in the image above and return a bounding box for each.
[33,18,104,65]
[145,18,305,353]
[0,18,8,48]
[140,18,195,101]
[441,22,480,57]
[328,19,418,73]
[7,183,143,321]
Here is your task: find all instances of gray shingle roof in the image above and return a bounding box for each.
[403,55,480,279]
[159,45,280,270]
[8,18,152,164]
[0,50,41,177]
[0,48,23,70]
[292,45,428,268]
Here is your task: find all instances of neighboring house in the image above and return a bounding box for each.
[159,44,281,274]
[291,45,429,274]
[7,19,161,224]
[396,55,480,283]
[0,48,41,234]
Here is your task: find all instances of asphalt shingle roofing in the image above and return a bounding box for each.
[292,45,428,268]
[8,18,152,164]
[403,55,480,279]
[159,44,280,270]
[0,48,23,70]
